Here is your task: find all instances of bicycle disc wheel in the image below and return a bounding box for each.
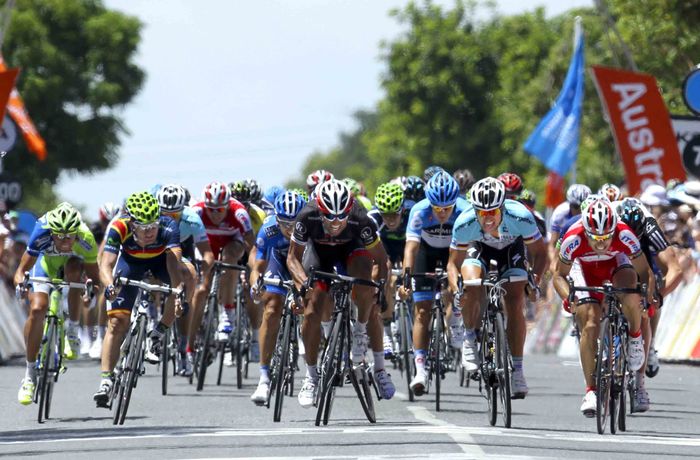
[399,302,415,402]
[196,298,216,391]
[596,318,612,435]
[495,313,511,428]
[316,315,343,426]
[118,321,145,425]
[37,318,56,423]
[161,327,171,396]
[273,312,292,422]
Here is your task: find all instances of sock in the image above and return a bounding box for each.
[586,385,596,393]
[465,328,477,342]
[629,329,642,339]
[354,321,367,334]
[512,356,523,372]
[25,361,36,381]
[186,344,193,354]
[383,323,392,339]
[414,349,426,370]
[306,365,318,382]
[260,365,270,383]
[99,326,106,339]
[153,321,168,337]
[373,351,385,372]
[252,328,259,342]
[321,321,332,339]
[67,319,80,333]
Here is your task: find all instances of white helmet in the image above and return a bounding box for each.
[306,170,334,191]
[316,179,353,217]
[157,184,187,213]
[566,184,592,206]
[582,198,617,236]
[203,181,230,208]
[469,177,505,211]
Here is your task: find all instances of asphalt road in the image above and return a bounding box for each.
[1,351,698,459]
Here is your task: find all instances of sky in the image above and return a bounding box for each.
[56,0,592,219]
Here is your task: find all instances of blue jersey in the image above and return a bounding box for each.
[558,215,582,243]
[406,197,470,249]
[451,199,541,250]
[178,207,208,245]
[104,216,180,262]
[255,215,291,261]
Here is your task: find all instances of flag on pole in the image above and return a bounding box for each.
[524,17,585,177]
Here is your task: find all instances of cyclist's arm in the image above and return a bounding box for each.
[552,258,572,300]
[243,230,255,254]
[249,257,267,292]
[100,251,118,288]
[13,252,37,286]
[286,240,307,290]
[367,240,388,281]
[447,247,467,294]
[196,240,215,283]
[657,248,682,296]
[166,246,184,288]
[402,240,420,276]
[84,262,102,288]
[526,237,548,283]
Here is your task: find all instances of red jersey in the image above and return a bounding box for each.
[559,220,642,269]
[193,199,253,257]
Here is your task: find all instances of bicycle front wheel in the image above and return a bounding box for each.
[399,302,415,402]
[196,297,216,391]
[235,304,244,389]
[37,317,57,423]
[431,310,443,412]
[596,318,612,435]
[316,314,343,426]
[161,327,171,396]
[495,312,512,428]
[117,319,146,425]
[481,320,497,427]
[273,312,292,422]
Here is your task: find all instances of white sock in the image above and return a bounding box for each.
[321,321,332,339]
[354,321,367,335]
[373,351,384,371]
[25,361,36,381]
[306,365,318,382]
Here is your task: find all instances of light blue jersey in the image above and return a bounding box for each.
[451,199,541,250]
[178,207,208,244]
[406,197,470,249]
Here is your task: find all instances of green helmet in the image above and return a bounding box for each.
[290,188,309,202]
[342,177,361,196]
[374,182,404,213]
[125,191,160,224]
[46,202,82,234]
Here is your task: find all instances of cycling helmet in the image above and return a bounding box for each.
[389,176,408,190]
[316,179,353,217]
[274,191,306,221]
[99,202,120,222]
[469,177,506,211]
[306,169,334,191]
[230,180,252,203]
[374,182,404,214]
[343,177,361,196]
[497,172,524,196]
[617,198,645,235]
[453,169,475,194]
[425,171,460,207]
[290,188,309,202]
[203,181,230,208]
[580,193,603,213]
[423,165,445,182]
[264,185,285,205]
[125,191,160,224]
[46,202,82,234]
[404,176,425,202]
[582,198,617,236]
[246,179,263,204]
[600,183,622,202]
[156,184,187,213]
[519,189,536,208]
[566,184,592,207]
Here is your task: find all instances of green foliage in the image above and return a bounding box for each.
[295,0,698,208]
[1,0,145,210]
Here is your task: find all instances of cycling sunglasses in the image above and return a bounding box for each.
[476,208,501,218]
[431,204,455,213]
[321,212,349,222]
[52,232,77,241]
[206,206,227,213]
[132,221,159,232]
[587,232,614,242]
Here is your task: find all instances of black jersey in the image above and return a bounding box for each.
[292,200,379,249]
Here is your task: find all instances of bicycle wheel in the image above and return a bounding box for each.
[316,314,343,426]
[235,304,244,389]
[161,327,171,395]
[596,318,612,435]
[118,319,146,425]
[349,365,376,423]
[37,317,56,423]
[494,312,512,428]
[482,320,497,427]
[216,341,226,386]
[196,296,217,391]
[431,310,443,412]
[616,331,629,433]
[273,312,292,422]
[399,301,415,402]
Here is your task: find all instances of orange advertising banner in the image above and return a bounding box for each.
[591,66,685,195]
[0,56,46,161]
[544,171,566,208]
[0,68,18,121]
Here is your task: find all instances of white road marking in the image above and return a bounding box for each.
[407,405,488,458]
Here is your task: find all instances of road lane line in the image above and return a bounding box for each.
[407,405,487,458]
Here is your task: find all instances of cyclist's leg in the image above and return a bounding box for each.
[611,255,644,371]
[64,256,85,357]
[459,252,485,371]
[258,248,288,384]
[574,299,602,415]
[220,239,245,330]
[24,259,52,365]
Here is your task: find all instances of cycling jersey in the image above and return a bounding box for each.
[357,195,373,211]
[559,221,641,267]
[406,197,470,248]
[193,199,253,257]
[256,214,292,296]
[178,206,209,245]
[103,216,180,261]
[292,200,379,249]
[550,201,575,235]
[451,199,542,251]
[367,208,408,264]
[248,202,267,235]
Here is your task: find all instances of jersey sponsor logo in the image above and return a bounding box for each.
[561,235,581,260]
[256,237,265,248]
[35,234,51,248]
[78,239,93,251]
[409,215,423,231]
[619,229,641,253]
[360,226,373,241]
[295,222,306,234]
[264,225,279,238]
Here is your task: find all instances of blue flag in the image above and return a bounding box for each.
[524,20,585,177]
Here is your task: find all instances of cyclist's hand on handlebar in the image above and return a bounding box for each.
[15,284,28,300]
[174,284,185,317]
[105,284,118,302]
[398,285,411,301]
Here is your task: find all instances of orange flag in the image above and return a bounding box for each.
[544,171,566,209]
[0,67,18,121]
[0,56,46,161]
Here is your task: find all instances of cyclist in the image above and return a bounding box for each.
[306,169,334,195]
[261,185,285,215]
[368,182,408,357]
[193,182,255,351]
[287,179,395,406]
[616,198,683,412]
[398,170,469,396]
[249,191,306,404]
[230,180,269,236]
[156,184,215,376]
[93,191,184,407]
[448,177,547,399]
[517,189,547,238]
[600,183,623,202]
[423,165,445,183]
[402,176,426,209]
[343,177,373,211]
[549,184,591,271]
[497,172,523,198]
[14,202,101,405]
[453,169,475,195]
[552,198,650,417]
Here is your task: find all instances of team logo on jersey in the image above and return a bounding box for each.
[295,222,306,234]
[360,226,373,241]
[78,239,93,251]
[256,237,265,248]
[409,215,422,230]
[562,235,581,260]
[619,229,641,253]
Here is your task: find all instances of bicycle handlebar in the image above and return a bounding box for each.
[212,261,247,272]
[308,269,382,289]
[24,274,93,291]
[566,278,646,303]
[462,275,528,287]
[116,277,183,296]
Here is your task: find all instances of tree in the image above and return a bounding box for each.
[1,0,145,211]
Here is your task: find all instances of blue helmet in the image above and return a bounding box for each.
[423,165,445,182]
[274,191,307,220]
[425,171,459,207]
[264,185,285,204]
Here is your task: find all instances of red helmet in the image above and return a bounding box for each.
[316,179,353,217]
[582,199,617,236]
[497,172,523,196]
[306,169,334,192]
[203,181,230,208]
[600,183,622,202]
